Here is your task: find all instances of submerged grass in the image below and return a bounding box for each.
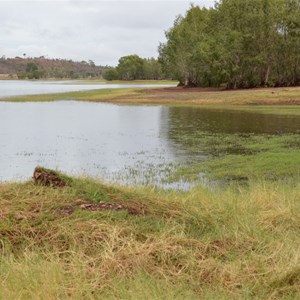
[167,133,300,184]
[0,175,300,299]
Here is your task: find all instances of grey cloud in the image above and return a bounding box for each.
[1,0,215,66]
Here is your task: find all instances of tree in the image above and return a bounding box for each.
[143,58,163,80]
[159,6,211,86]
[103,68,119,81]
[26,62,38,73]
[116,55,145,80]
[89,60,95,67]
[25,62,45,79]
[158,0,300,89]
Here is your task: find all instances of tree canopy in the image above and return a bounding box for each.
[117,55,145,80]
[103,55,164,81]
[159,0,300,88]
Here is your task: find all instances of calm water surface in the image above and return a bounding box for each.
[0,80,172,98]
[1,101,299,187]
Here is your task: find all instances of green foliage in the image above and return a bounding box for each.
[25,62,38,73]
[117,54,145,80]
[114,54,164,81]
[17,62,46,79]
[143,58,163,80]
[159,0,300,88]
[103,68,119,81]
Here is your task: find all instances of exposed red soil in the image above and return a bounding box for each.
[147,87,223,93]
[143,86,300,94]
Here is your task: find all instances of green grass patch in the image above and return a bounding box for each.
[0,175,300,299]
[0,88,141,102]
[167,133,300,184]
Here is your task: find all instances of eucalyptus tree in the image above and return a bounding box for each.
[159,6,211,86]
[143,58,163,80]
[116,55,145,80]
[159,0,300,88]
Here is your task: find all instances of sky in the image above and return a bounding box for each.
[0,0,215,66]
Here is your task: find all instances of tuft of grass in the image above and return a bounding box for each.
[0,173,300,299]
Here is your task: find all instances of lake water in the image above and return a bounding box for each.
[0,80,173,98]
[1,101,299,187]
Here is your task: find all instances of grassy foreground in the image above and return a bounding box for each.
[1,172,300,299]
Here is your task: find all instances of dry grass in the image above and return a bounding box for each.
[0,87,300,115]
[2,86,300,117]
[107,86,300,106]
[0,175,299,299]
[2,86,300,106]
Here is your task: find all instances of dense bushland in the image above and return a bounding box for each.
[0,56,105,79]
[159,0,300,88]
[103,55,164,81]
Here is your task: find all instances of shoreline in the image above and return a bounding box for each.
[1,84,300,104]
[1,85,300,116]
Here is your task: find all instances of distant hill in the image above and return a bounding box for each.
[0,56,107,79]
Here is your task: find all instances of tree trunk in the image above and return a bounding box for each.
[265,64,271,86]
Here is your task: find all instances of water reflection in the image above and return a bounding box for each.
[0,102,299,187]
[167,106,300,134]
[0,80,173,98]
[0,102,177,184]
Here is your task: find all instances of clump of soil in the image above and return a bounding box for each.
[33,167,67,188]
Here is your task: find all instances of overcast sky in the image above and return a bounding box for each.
[1,0,215,66]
